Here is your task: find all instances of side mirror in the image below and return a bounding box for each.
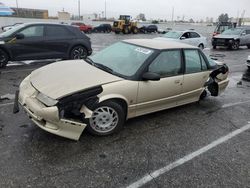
[142,72,161,81]
[180,36,186,40]
[15,33,25,39]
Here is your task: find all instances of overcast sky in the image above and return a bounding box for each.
[1,0,249,21]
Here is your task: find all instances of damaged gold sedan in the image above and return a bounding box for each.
[13,39,229,140]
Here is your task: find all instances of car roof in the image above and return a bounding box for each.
[123,39,197,50]
[22,22,70,27]
[167,30,199,33]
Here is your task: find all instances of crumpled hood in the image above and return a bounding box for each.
[30,60,123,99]
[214,34,239,39]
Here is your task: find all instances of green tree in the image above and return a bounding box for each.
[218,13,229,22]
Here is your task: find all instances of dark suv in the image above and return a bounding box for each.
[93,24,112,33]
[0,23,92,68]
[139,25,158,33]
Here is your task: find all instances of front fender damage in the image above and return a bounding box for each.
[56,86,103,140]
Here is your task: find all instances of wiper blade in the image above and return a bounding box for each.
[94,63,114,73]
[85,57,95,65]
[85,58,114,74]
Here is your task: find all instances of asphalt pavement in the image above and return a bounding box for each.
[0,32,250,188]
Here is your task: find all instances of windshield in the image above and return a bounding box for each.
[0,24,25,37]
[162,31,182,39]
[221,28,243,35]
[90,42,154,77]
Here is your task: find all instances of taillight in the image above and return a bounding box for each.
[212,32,219,36]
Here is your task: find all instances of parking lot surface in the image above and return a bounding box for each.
[0,30,250,188]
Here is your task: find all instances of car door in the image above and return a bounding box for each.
[180,32,194,46]
[43,25,75,59]
[190,32,201,47]
[9,25,46,60]
[179,49,210,105]
[136,50,184,116]
[240,29,250,45]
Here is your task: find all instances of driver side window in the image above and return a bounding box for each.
[148,50,181,77]
[20,26,44,37]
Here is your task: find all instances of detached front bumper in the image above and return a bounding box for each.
[14,75,86,140]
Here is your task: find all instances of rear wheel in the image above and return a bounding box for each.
[70,46,87,59]
[0,49,9,68]
[86,101,125,136]
[132,27,138,34]
[199,90,207,100]
[123,27,129,34]
[198,44,204,50]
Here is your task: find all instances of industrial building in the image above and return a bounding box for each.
[10,7,48,19]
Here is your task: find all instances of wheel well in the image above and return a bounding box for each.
[0,47,11,60]
[102,98,128,118]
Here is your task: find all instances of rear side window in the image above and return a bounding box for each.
[149,50,181,77]
[46,25,72,37]
[190,32,200,38]
[184,50,207,74]
[20,25,44,37]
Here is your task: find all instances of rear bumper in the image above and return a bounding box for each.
[15,75,86,140]
[218,78,229,95]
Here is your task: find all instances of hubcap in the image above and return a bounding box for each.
[72,47,86,59]
[89,106,119,133]
[232,42,239,50]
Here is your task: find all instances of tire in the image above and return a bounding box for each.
[132,27,138,34]
[107,29,111,33]
[213,45,216,49]
[123,27,129,34]
[247,45,250,49]
[198,44,204,50]
[70,45,88,59]
[0,49,9,68]
[86,101,125,136]
[231,40,239,50]
[87,29,92,34]
[199,90,207,100]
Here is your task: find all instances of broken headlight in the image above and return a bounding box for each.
[36,92,58,107]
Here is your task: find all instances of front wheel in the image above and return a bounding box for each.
[86,101,125,136]
[70,46,87,59]
[0,49,9,68]
[231,40,239,50]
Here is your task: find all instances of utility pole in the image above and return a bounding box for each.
[105,0,107,20]
[78,0,80,20]
[171,7,175,27]
[16,0,19,17]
